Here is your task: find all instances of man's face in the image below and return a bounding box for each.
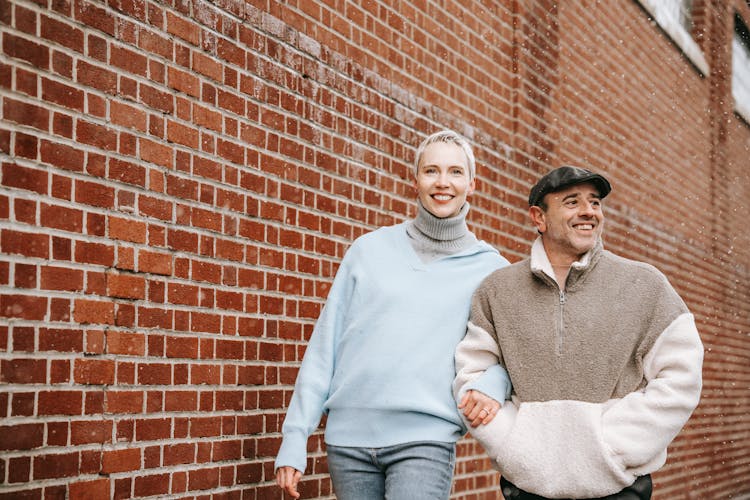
[414,142,475,218]
[530,182,604,264]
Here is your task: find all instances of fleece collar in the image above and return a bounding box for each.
[529,236,603,288]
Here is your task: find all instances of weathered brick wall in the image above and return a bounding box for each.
[0,0,748,498]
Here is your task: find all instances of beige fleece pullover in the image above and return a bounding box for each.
[454,237,704,498]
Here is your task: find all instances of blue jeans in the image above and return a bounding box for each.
[326,441,456,500]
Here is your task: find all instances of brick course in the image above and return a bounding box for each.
[1,0,749,498]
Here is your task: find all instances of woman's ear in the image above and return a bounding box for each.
[529,205,546,233]
[467,177,477,197]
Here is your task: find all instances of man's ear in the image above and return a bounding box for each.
[529,205,546,233]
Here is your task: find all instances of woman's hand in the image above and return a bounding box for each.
[276,466,302,498]
[458,389,501,427]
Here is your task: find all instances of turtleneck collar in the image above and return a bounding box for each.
[412,198,471,242]
[405,200,478,263]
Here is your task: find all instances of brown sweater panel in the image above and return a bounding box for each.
[470,249,688,403]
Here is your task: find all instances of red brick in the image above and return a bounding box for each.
[70,420,113,445]
[106,330,145,356]
[0,423,44,451]
[74,240,114,266]
[13,198,36,226]
[191,260,221,284]
[163,442,195,466]
[76,120,117,151]
[42,77,84,111]
[0,294,48,320]
[137,363,171,385]
[138,249,172,275]
[188,466,220,491]
[68,478,110,500]
[39,328,83,352]
[74,179,114,208]
[135,418,171,441]
[133,473,169,497]
[167,282,199,305]
[165,335,198,359]
[166,119,198,148]
[33,452,78,479]
[139,137,172,168]
[38,391,82,416]
[40,266,84,291]
[6,456,29,484]
[0,359,46,384]
[189,417,221,438]
[109,157,146,187]
[48,360,70,385]
[39,203,82,232]
[2,163,49,194]
[13,131,37,159]
[190,311,221,334]
[10,392,34,417]
[86,212,106,236]
[108,215,147,243]
[1,229,49,258]
[3,32,49,69]
[216,391,244,412]
[40,140,84,172]
[137,306,172,329]
[84,270,104,297]
[13,263,36,289]
[74,358,115,385]
[106,271,146,299]
[105,390,143,414]
[73,299,114,325]
[85,330,105,355]
[191,364,220,385]
[102,448,141,474]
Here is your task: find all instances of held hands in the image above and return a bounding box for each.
[458,389,501,428]
[276,466,302,499]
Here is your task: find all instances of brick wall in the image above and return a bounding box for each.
[0,0,748,498]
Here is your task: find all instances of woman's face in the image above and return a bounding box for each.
[414,142,475,218]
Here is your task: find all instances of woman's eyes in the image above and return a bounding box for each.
[423,167,466,176]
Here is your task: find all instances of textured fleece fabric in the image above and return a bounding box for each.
[454,237,704,498]
[275,222,510,474]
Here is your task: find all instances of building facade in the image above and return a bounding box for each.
[1,0,749,498]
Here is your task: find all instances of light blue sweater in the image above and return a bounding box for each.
[275,222,510,473]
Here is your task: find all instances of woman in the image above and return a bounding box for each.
[275,130,510,499]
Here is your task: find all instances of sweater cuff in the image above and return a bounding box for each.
[462,364,511,403]
[274,431,308,474]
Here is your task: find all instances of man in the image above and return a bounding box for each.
[453,166,704,499]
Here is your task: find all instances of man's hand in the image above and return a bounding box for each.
[458,389,501,427]
[276,466,302,499]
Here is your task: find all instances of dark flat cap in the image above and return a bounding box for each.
[528,166,611,206]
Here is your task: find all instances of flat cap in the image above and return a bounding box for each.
[528,166,611,206]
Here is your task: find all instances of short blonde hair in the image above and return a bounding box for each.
[414,130,476,180]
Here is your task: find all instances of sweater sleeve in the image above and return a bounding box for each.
[601,312,704,472]
[274,252,358,473]
[454,287,515,456]
[453,320,510,404]
[454,281,511,404]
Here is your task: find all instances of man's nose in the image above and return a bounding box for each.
[579,201,595,215]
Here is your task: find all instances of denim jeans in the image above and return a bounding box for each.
[326,441,455,500]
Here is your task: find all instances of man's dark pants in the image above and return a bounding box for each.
[500,475,652,500]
